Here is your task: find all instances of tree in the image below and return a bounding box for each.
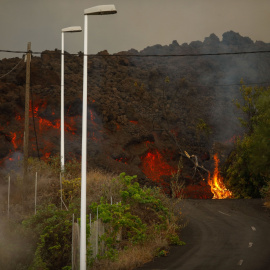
[248,88,270,178]
[233,81,264,134]
[225,85,270,198]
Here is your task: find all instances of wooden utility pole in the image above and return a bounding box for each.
[23,42,31,183]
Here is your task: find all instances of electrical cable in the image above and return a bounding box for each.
[1,49,270,57]
[0,55,24,79]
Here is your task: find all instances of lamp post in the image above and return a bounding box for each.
[61,26,82,171]
[80,5,117,270]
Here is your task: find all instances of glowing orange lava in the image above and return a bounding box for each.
[140,149,177,186]
[115,157,128,164]
[208,154,232,199]
[5,100,82,160]
[10,132,17,149]
[9,131,22,150]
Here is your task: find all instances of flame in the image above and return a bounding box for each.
[208,154,232,199]
[129,120,138,125]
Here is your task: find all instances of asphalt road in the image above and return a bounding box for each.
[137,199,270,270]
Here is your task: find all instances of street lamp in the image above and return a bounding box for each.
[61,26,82,170]
[80,5,117,270]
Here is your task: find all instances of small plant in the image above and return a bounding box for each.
[168,234,186,246]
[157,249,168,257]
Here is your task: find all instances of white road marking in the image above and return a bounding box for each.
[251,226,256,231]
[218,211,231,216]
[248,242,253,248]
[238,259,244,266]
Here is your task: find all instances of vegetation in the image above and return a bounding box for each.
[2,157,185,270]
[224,84,270,201]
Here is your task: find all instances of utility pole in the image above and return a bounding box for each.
[23,42,31,184]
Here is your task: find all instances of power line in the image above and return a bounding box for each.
[1,49,270,57]
[0,55,24,79]
[1,49,269,88]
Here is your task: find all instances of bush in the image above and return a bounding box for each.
[23,204,77,270]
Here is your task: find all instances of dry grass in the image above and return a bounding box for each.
[92,236,168,270]
[86,170,121,205]
[264,201,270,209]
[0,157,123,220]
[262,182,270,209]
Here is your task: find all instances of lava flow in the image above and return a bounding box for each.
[140,149,177,188]
[208,153,232,199]
[3,100,103,163]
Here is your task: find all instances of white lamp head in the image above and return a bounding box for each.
[62,26,82,33]
[84,4,117,15]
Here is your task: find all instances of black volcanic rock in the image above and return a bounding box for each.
[222,31,254,46]
[0,31,270,191]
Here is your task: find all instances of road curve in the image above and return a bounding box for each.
[137,199,270,270]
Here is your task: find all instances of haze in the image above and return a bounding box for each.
[1,0,270,59]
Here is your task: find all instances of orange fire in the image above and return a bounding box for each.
[208,154,232,199]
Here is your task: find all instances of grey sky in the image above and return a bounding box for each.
[1,0,270,59]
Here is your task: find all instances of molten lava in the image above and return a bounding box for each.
[2,98,104,165]
[140,149,177,187]
[208,154,232,199]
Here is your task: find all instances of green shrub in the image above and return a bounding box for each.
[23,204,77,270]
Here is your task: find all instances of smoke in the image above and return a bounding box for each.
[3,151,24,172]
[196,32,270,142]
[0,219,34,269]
[0,176,35,269]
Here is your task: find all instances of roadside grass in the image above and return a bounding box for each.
[262,182,270,209]
[93,237,168,270]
